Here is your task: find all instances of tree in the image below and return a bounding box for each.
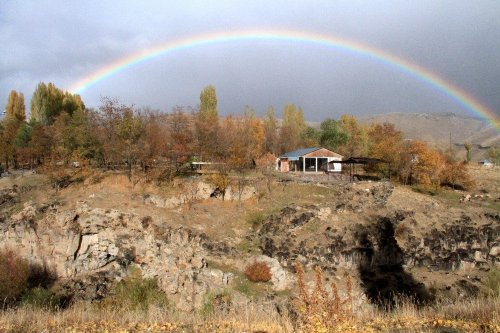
[69,108,103,164]
[279,104,307,153]
[0,118,21,170]
[116,107,144,181]
[441,161,475,190]
[242,106,265,164]
[303,126,320,147]
[167,107,193,168]
[463,142,473,163]
[367,122,404,176]
[14,122,33,167]
[319,119,347,151]
[5,90,26,122]
[263,106,279,155]
[199,85,217,117]
[338,115,369,157]
[406,140,445,187]
[195,85,220,160]
[29,123,52,166]
[486,147,500,165]
[30,82,84,125]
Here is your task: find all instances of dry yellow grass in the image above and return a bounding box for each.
[1,270,498,333]
[0,297,498,333]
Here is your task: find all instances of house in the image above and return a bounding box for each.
[479,159,493,168]
[278,147,343,173]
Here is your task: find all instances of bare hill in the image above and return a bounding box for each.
[361,112,499,148]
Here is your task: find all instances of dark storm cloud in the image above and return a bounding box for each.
[1,0,498,121]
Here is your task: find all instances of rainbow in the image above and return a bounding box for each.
[68,29,499,130]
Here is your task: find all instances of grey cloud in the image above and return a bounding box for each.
[0,0,498,121]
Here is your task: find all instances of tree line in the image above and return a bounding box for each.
[1,82,480,189]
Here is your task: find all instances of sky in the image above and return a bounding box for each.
[1,0,499,123]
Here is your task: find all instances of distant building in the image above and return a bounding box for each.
[479,159,493,168]
[278,147,342,173]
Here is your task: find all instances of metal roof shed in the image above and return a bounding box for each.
[278,147,343,173]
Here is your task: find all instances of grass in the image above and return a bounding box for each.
[0,258,498,332]
[98,266,169,312]
[1,286,498,332]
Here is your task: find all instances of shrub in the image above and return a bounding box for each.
[485,267,500,297]
[244,261,272,283]
[102,266,168,311]
[208,173,230,200]
[440,162,475,191]
[246,212,265,228]
[0,249,30,305]
[21,287,61,310]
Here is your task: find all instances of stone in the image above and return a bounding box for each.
[489,246,500,257]
[0,199,235,311]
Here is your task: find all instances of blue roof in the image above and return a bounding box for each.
[280,147,323,161]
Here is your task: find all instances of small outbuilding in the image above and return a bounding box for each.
[479,159,493,168]
[278,147,343,173]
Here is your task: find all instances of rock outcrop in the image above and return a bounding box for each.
[0,200,233,311]
[143,180,256,209]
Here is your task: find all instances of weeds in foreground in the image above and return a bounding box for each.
[294,263,353,332]
[0,261,499,332]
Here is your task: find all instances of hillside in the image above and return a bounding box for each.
[361,112,499,148]
[0,167,499,332]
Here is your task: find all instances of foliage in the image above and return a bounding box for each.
[30,82,84,125]
[464,142,473,162]
[263,106,279,155]
[440,161,475,190]
[408,140,445,187]
[338,114,369,157]
[279,104,307,153]
[485,267,500,297]
[5,90,26,122]
[196,85,220,160]
[255,152,277,172]
[0,249,30,304]
[21,287,63,310]
[246,211,266,228]
[368,122,404,173]
[1,83,486,194]
[103,266,168,311]
[244,261,272,283]
[486,147,500,165]
[319,118,348,151]
[208,172,230,200]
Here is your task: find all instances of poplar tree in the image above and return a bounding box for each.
[4,90,26,122]
[195,85,220,160]
[30,82,84,125]
[279,104,306,153]
[263,106,279,155]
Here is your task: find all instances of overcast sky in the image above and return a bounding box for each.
[1,0,499,122]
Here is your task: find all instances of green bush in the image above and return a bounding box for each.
[21,287,61,309]
[485,267,500,297]
[0,249,30,305]
[246,211,266,228]
[103,266,168,311]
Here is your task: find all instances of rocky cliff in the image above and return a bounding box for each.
[0,177,498,311]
